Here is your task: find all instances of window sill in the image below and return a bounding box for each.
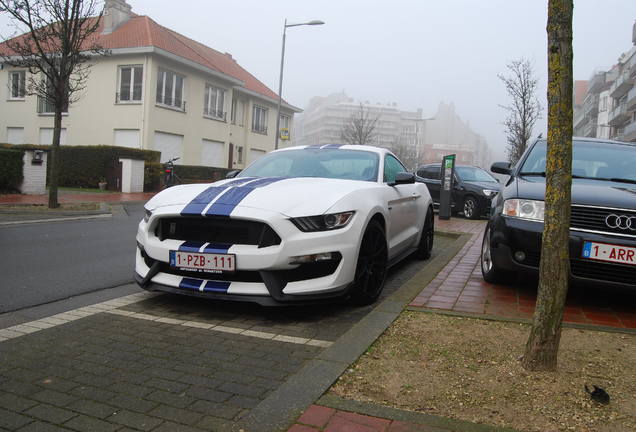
[38,112,69,117]
[203,114,226,123]
[156,103,186,113]
[7,98,26,102]
[116,101,143,105]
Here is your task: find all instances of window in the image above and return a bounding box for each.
[8,70,26,99]
[118,65,143,102]
[279,114,291,140]
[383,154,407,183]
[231,98,245,126]
[38,72,68,114]
[418,166,441,180]
[252,105,268,134]
[156,68,185,110]
[204,84,225,120]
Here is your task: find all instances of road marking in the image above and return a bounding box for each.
[0,213,112,227]
[104,308,333,347]
[0,290,333,348]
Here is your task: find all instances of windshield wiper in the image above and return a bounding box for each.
[519,171,546,177]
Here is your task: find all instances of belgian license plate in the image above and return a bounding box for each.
[169,250,236,273]
[582,241,636,266]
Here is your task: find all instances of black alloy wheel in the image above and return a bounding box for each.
[415,209,434,260]
[350,220,388,305]
[463,196,480,220]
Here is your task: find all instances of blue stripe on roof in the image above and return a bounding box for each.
[202,281,231,293]
[202,243,231,254]
[178,241,206,252]
[180,177,255,216]
[179,278,203,291]
[206,177,287,216]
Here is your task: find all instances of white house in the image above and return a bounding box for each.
[0,0,301,169]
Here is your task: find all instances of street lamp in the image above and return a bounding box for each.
[274,18,325,150]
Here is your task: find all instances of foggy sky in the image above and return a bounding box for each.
[2,0,634,159]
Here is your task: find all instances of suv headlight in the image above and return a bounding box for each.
[503,199,544,221]
[143,208,153,223]
[482,189,498,197]
[290,211,355,232]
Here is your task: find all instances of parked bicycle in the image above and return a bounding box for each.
[163,157,181,187]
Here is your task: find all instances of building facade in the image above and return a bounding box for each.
[295,93,491,170]
[0,0,300,169]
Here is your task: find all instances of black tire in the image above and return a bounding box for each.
[463,196,480,220]
[350,220,388,306]
[480,226,515,284]
[415,209,434,260]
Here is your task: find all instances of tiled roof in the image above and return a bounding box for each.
[1,15,280,103]
[574,80,589,106]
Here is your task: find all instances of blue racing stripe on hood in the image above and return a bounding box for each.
[180,177,255,216]
[202,243,231,254]
[179,278,203,291]
[206,177,287,216]
[202,281,231,293]
[179,241,206,252]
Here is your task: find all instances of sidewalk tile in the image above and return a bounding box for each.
[298,405,336,428]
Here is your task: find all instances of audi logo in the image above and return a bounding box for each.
[605,214,636,231]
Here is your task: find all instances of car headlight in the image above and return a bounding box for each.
[290,211,355,232]
[482,189,498,197]
[503,199,544,221]
[143,208,153,223]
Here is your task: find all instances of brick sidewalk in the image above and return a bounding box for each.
[0,191,155,204]
[411,217,636,329]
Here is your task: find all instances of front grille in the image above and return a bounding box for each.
[570,259,636,286]
[157,216,281,248]
[571,205,636,238]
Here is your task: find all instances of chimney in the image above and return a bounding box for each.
[102,0,133,34]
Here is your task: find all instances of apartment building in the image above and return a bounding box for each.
[295,93,491,170]
[0,0,300,169]
[574,20,636,143]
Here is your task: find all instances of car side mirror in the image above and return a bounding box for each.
[390,172,415,186]
[491,162,512,175]
[226,169,241,179]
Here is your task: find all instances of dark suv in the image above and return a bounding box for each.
[481,137,636,289]
[416,164,499,219]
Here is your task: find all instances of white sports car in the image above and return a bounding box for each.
[135,144,434,305]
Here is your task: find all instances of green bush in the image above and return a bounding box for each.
[0,149,24,193]
[174,165,231,183]
[144,162,163,192]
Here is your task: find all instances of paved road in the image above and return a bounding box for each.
[0,203,145,313]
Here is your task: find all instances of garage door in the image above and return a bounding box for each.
[154,132,183,163]
[7,127,24,144]
[114,129,140,149]
[248,149,266,164]
[201,139,225,167]
[39,128,67,145]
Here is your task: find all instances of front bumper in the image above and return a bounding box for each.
[488,215,636,288]
[135,205,363,304]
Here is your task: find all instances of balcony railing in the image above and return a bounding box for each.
[610,70,634,99]
[626,86,636,111]
[583,94,599,117]
[588,72,607,93]
[37,97,68,115]
[608,102,629,126]
[251,125,268,135]
[582,122,596,138]
[156,96,186,112]
[203,109,227,122]
[624,119,636,141]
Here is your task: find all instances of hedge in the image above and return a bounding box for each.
[0,149,24,193]
[173,165,231,183]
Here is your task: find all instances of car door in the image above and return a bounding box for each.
[417,166,442,205]
[383,154,420,259]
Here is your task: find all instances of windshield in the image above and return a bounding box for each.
[520,140,636,182]
[455,166,497,182]
[238,148,380,182]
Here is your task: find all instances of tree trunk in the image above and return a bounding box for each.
[48,107,63,209]
[521,0,573,372]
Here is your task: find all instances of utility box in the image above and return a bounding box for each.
[119,158,144,193]
[19,149,48,194]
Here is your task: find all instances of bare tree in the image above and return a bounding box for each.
[521,0,573,372]
[0,0,105,208]
[499,59,542,165]
[340,103,379,145]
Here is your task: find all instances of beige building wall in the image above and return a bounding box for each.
[1,53,297,168]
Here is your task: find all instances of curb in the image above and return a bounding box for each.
[238,231,472,432]
[317,394,522,432]
[406,306,636,336]
[0,213,112,226]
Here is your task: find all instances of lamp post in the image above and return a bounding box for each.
[275,18,324,150]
